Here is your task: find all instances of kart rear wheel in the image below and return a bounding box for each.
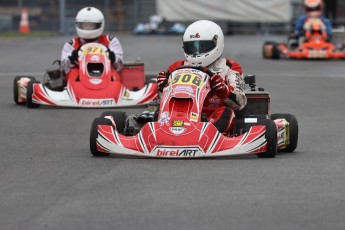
[257,120,277,158]
[263,42,272,59]
[26,80,40,108]
[271,44,281,60]
[271,113,298,153]
[262,41,280,59]
[100,111,127,134]
[90,117,112,157]
[13,76,35,105]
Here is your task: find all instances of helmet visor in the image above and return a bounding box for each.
[76,22,102,30]
[183,40,216,55]
[306,5,321,12]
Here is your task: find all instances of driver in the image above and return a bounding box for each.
[157,20,247,136]
[45,7,124,90]
[61,6,124,73]
[289,0,332,47]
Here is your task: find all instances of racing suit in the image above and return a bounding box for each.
[288,15,332,48]
[162,58,247,135]
[294,15,332,39]
[61,34,124,74]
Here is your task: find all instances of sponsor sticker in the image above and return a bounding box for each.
[155,147,202,157]
[173,85,194,96]
[210,66,221,72]
[244,118,258,123]
[124,90,130,98]
[277,128,285,145]
[170,127,186,135]
[190,112,198,122]
[158,111,170,126]
[190,33,200,39]
[89,79,102,85]
[91,55,100,61]
[172,120,184,127]
[79,99,115,106]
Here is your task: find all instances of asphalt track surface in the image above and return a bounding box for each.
[1,34,345,230]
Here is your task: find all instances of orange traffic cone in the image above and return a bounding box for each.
[19,8,31,34]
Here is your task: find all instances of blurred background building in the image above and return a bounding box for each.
[0,0,344,35]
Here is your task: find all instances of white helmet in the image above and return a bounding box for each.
[183,20,224,67]
[75,7,104,40]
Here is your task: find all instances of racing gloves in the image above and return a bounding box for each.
[210,74,233,99]
[157,71,168,92]
[68,49,79,65]
[107,48,116,64]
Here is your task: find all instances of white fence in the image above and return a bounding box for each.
[156,0,292,23]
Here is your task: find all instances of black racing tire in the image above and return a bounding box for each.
[100,111,127,134]
[262,41,273,59]
[271,43,281,60]
[90,117,112,157]
[271,113,298,153]
[26,80,40,108]
[262,41,280,59]
[257,119,277,158]
[13,76,35,105]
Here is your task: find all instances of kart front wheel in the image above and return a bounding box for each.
[257,120,277,158]
[100,111,127,134]
[26,80,40,108]
[271,113,298,152]
[90,117,112,157]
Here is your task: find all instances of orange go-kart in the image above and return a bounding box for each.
[263,19,345,60]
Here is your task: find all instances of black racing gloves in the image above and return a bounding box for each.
[107,48,116,64]
[68,49,79,65]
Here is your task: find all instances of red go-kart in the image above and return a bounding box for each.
[13,43,157,108]
[263,18,345,60]
[90,66,298,158]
